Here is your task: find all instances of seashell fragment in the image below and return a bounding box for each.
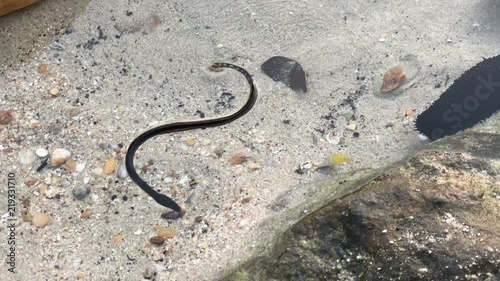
[381,67,405,93]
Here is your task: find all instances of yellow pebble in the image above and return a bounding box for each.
[186,138,195,146]
[331,154,349,166]
[103,158,116,175]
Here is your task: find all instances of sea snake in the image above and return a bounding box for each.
[125,62,258,217]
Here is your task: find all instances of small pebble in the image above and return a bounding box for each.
[80,210,92,219]
[35,148,48,158]
[112,233,123,245]
[345,123,357,131]
[0,110,13,125]
[381,66,406,93]
[73,186,89,200]
[300,162,313,170]
[194,216,203,223]
[161,209,187,220]
[29,120,39,128]
[49,41,65,51]
[163,176,173,184]
[32,213,51,228]
[229,153,246,165]
[49,87,60,96]
[186,138,195,146]
[50,148,71,167]
[103,158,116,175]
[117,165,128,178]
[213,147,224,158]
[149,236,166,245]
[38,64,49,76]
[91,167,103,178]
[405,107,414,116]
[331,154,349,166]
[248,163,261,171]
[65,159,77,172]
[76,163,85,172]
[45,187,60,199]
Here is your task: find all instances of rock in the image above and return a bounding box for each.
[35,148,48,158]
[76,163,85,172]
[72,186,89,200]
[50,148,71,167]
[248,162,261,171]
[38,64,49,76]
[345,123,357,131]
[149,236,165,245]
[112,233,123,245]
[380,66,405,93]
[261,56,307,92]
[186,138,195,146]
[117,165,128,178]
[103,158,115,175]
[222,135,500,281]
[32,213,50,228]
[90,167,103,178]
[229,153,246,165]
[65,159,77,172]
[45,187,60,199]
[80,210,91,219]
[331,154,349,166]
[49,87,60,96]
[29,119,39,128]
[0,110,13,125]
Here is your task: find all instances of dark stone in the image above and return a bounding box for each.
[261,56,307,92]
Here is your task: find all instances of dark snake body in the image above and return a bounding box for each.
[125,63,258,212]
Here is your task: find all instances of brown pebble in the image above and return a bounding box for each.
[0,110,13,125]
[381,66,406,93]
[149,236,166,245]
[405,107,414,116]
[26,179,38,186]
[112,233,123,245]
[229,153,246,165]
[241,197,252,204]
[194,216,203,223]
[75,272,85,279]
[65,159,77,172]
[161,209,187,220]
[103,158,116,175]
[186,138,195,146]
[38,64,49,76]
[80,210,92,219]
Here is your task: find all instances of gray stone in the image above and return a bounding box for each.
[72,186,89,200]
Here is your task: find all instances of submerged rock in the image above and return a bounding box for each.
[222,133,500,280]
[261,56,307,93]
